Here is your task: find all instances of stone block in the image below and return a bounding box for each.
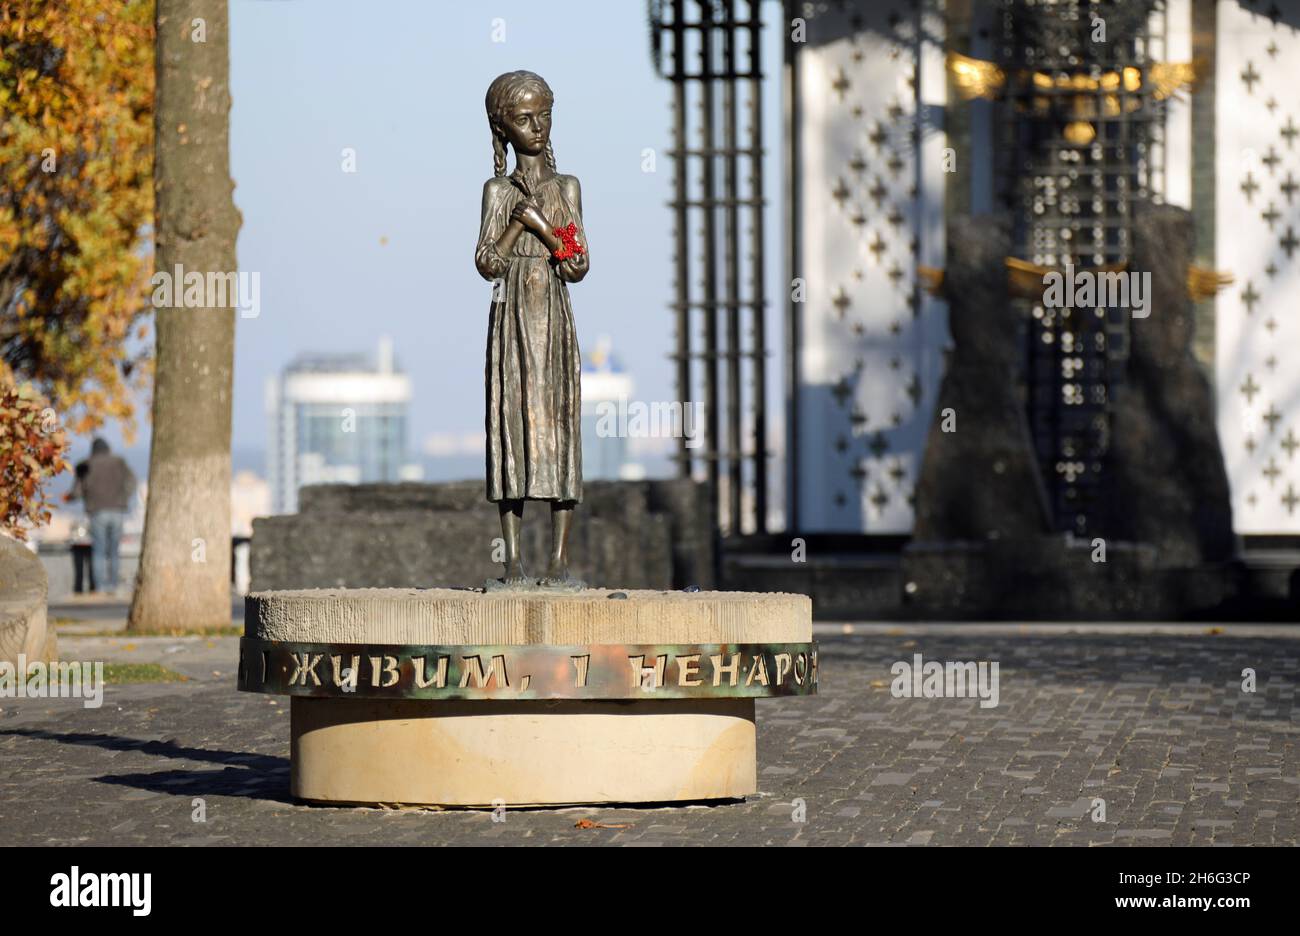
[254,480,710,593]
[0,535,56,665]
[291,698,756,807]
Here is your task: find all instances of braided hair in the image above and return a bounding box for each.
[485,70,558,179]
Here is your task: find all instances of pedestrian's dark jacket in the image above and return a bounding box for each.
[73,452,137,513]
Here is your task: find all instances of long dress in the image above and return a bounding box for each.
[475,168,589,503]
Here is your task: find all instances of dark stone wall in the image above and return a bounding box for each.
[251,479,712,592]
[911,214,1052,542]
[1098,204,1235,566]
[903,535,1235,620]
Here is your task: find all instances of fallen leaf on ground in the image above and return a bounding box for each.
[574,818,632,830]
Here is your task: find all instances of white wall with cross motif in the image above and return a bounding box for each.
[1215,0,1300,533]
[792,0,949,533]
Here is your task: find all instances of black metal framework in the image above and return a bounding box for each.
[994,0,1165,536]
[650,0,769,536]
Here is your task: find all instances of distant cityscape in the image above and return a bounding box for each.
[36,335,700,555]
[36,330,782,607]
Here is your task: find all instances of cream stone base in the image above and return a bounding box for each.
[249,587,809,645]
[245,587,811,807]
[291,696,757,806]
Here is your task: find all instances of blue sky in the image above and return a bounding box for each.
[77,0,783,477]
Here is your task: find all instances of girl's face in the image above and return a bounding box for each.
[499,88,552,157]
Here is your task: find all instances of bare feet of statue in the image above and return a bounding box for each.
[538,561,566,587]
[485,499,534,589]
[537,502,584,589]
[502,558,531,587]
[538,555,585,590]
[485,567,536,591]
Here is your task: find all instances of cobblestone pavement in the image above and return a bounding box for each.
[1,627,1296,845]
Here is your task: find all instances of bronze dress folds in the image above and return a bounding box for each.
[475,169,588,503]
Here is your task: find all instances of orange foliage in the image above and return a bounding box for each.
[0,376,69,538]
[0,0,153,533]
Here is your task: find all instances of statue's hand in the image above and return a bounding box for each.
[511,200,549,235]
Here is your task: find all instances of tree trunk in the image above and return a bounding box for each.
[128,1,241,633]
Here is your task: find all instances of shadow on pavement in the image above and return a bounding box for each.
[95,766,292,803]
[0,727,292,803]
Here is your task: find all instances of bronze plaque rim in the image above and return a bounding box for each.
[237,637,818,701]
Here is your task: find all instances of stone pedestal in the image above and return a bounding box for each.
[240,588,814,807]
[0,535,56,666]
[291,698,756,806]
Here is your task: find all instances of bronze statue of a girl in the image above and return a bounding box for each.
[476,70,589,588]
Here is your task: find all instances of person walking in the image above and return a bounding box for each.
[71,438,137,596]
[68,461,96,594]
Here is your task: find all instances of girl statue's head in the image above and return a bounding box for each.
[486,70,557,178]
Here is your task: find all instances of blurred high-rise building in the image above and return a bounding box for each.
[266,336,422,513]
[580,335,642,481]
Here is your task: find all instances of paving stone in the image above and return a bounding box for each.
[1,629,1296,844]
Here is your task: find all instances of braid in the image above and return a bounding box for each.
[492,129,508,178]
[544,139,557,173]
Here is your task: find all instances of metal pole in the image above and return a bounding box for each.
[747,0,768,534]
[698,0,721,538]
[782,0,800,534]
[670,0,691,480]
[723,3,743,534]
